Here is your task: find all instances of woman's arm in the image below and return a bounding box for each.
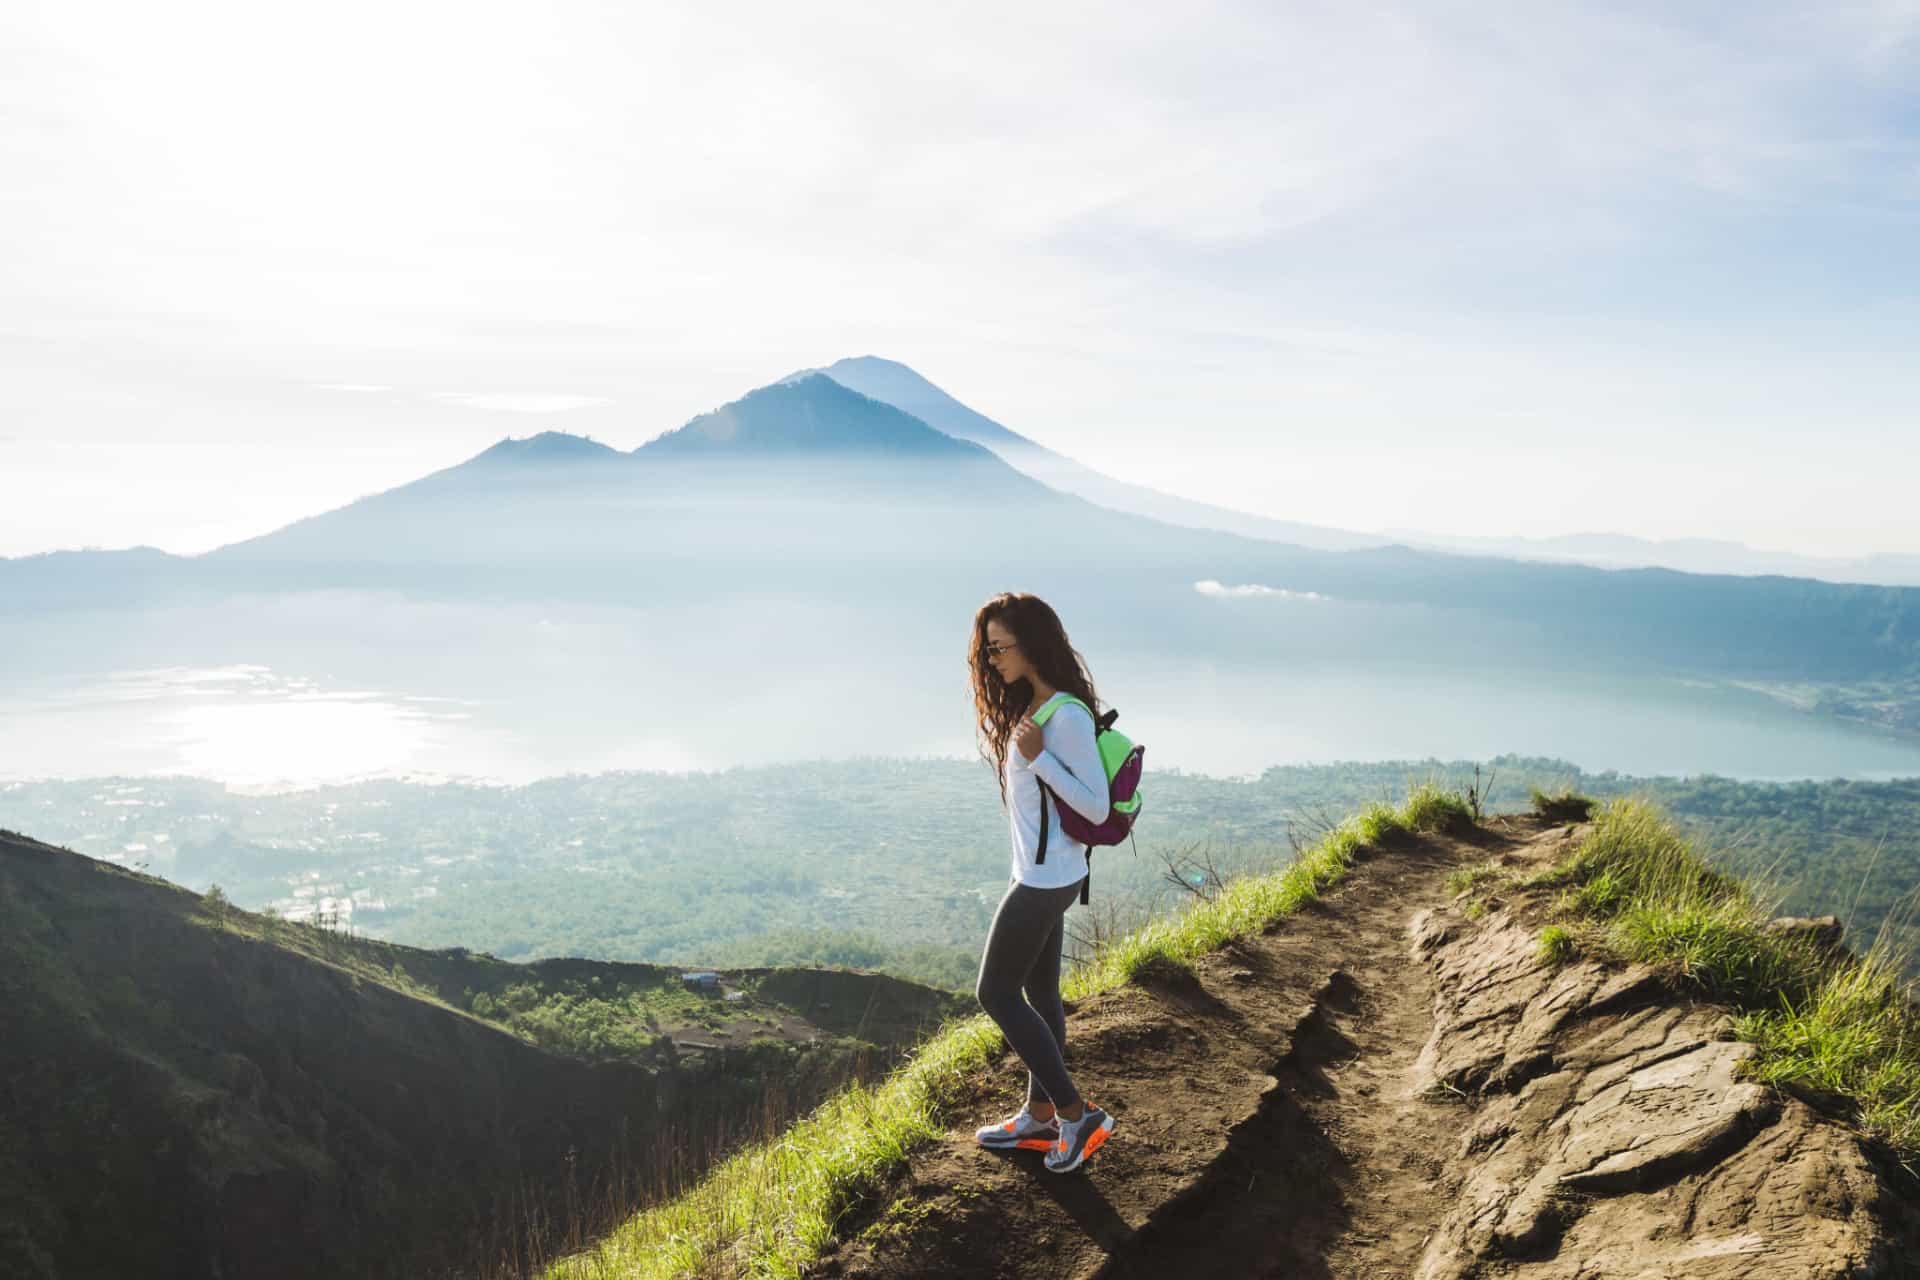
[1029,705,1111,826]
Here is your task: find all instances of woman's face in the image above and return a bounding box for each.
[984,617,1034,687]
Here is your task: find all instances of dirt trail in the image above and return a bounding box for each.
[816,821,1499,1280]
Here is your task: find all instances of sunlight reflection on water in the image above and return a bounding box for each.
[0,666,507,790]
[168,699,437,783]
[4,657,1920,790]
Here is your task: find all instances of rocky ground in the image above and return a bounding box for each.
[811,815,1920,1279]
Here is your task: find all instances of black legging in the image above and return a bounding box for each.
[974,879,1083,1109]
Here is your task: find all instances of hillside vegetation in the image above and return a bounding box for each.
[0,829,961,1280]
[9,757,1917,991]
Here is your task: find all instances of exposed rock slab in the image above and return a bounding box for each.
[1409,904,1909,1279]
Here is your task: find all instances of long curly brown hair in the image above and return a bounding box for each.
[970,591,1100,805]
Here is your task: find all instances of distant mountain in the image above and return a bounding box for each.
[4,365,1918,686]
[810,356,1387,551]
[642,373,990,460]
[461,428,626,469]
[815,357,1920,588]
[200,374,1052,576]
[0,545,198,614]
[803,356,1037,452]
[1392,529,1920,589]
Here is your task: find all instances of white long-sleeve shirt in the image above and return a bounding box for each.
[1005,692,1111,890]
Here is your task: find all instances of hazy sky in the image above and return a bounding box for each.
[5,1,1917,558]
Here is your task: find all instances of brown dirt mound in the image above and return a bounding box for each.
[809,817,1920,1279]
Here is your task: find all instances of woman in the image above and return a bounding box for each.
[968,591,1115,1173]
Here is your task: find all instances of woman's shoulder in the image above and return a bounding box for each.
[1047,693,1097,726]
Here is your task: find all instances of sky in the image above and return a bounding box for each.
[4,0,1918,559]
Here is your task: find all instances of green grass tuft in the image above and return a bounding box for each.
[1733,943,1920,1152]
[1536,925,1575,966]
[1399,781,1475,834]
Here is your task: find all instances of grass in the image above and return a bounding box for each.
[1445,862,1505,900]
[1536,925,1575,967]
[1539,797,1920,1158]
[1446,858,1510,928]
[547,782,1474,1280]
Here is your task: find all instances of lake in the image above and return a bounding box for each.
[4,653,1918,789]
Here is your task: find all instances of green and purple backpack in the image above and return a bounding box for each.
[1031,695,1145,903]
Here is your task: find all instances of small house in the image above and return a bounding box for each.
[680,971,720,992]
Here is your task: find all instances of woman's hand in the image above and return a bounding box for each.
[1014,715,1043,763]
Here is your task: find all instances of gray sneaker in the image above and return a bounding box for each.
[974,1104,1059,1151]
[1043,1104,1114,1173]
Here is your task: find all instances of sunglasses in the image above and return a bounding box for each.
[984,641,1019,657]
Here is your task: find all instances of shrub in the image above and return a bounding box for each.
[1528,785,1595,823]
[1399,781,1474,834]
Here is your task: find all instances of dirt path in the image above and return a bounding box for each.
[815,822,1527,1280]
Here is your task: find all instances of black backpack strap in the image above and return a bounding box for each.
[1035,780,1050,864]
[1038,780,1092,903]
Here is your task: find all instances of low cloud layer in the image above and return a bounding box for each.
[1194,580,1328,601]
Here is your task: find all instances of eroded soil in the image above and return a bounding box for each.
[811,817,1920,1280]
[816,823,1482,1279]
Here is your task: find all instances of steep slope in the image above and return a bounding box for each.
[816,816,1920,1279]
[812,355,1386,551]
[0,829,963,1280]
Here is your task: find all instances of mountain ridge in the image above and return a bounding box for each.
[637,372,997,460]
[1395,527,1920,588]
[817,356,1920,587]
[4,363,1919,712]
[812,354,1388,552]
[9,357,1911,589]
[470,430,626,466]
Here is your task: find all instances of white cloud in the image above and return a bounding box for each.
[316,383,391,393]
[425,393,611,414]
[1194,580,1328,601]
